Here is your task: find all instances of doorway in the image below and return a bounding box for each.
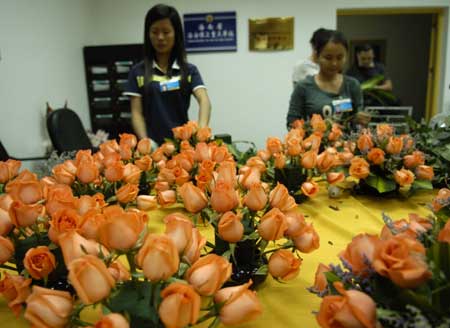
[337,8,444,122]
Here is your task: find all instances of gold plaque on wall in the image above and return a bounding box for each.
[249,17,294,51]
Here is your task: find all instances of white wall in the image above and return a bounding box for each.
[1,0,449,156]
[0,0,92,157]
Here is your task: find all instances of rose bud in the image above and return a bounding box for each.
[158,283,201,328]
[243,182,268,211]
[137,195,158,211]
[24,286,72,327]
[0,207,14,236]
[68,254,115,304]
[135,155,153,171]
[182,227,207,265]
[76,159,99,184]
[210,179,239,213]
[340,233,380,276]
[9,200,44,228]
[367,147,385,165]
[179,182,208,213]
[415,165,434,181]
[269,183,297,212]
[301,150,318,169]
[326,172,345,185]
[108,260,131,283]
[385,136,403,155]
[185,254,232,296]
[218,211,244,243]
[157,190,177,207]
[258,208,288,241]
[48,208,81,244]
[316,282,376,328]
[0,273,32,316]
[214,280,262,326]
[268,249,302,281]
[136,234,179,281]
[115,183,139,204]
[93,313,130,328]
[0,236,14,264]
[164,213,193,254]
[394,168,415,186]
[301,180,319,197]
[293,223,320,253]
[23,246,56,280]
[349,157,370,179]
[312,263,330,293]
[104,161,125,182]
[284,210,306,238]
[59,230,109,266]
[52,163,76,185]
[137,138,152,155]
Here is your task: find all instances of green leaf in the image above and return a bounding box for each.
[365,174,397,193]
[412,179,433,190]
[254,264,268,275]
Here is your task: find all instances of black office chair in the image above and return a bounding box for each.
[46,108,94,153]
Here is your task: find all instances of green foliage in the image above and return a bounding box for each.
[227,141,257,166]
[365,174,397,193]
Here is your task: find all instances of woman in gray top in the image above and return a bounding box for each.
[287,30,370,128]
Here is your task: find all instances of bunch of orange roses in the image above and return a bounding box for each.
[310,188,450,327]
[0,159,265,328]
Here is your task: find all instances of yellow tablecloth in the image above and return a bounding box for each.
[0,189,436,327]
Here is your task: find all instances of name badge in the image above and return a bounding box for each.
[332,98,353,114]
[159,78,180,92]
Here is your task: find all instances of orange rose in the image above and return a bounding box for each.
[68,254,115,304]
[182,227,207,265]
[119,144,132,161]
[76,159,99,184]
[0,207,13,236]
[173,125,193,140]
[24,286,72,327]
[372,235,431,288]
[103,152,121,168]
[123,163,142,184]
[0,236,14,264]
[79,209,105,240]
[93,313,130,328]
[367,147,385,165]
[99,211,146,251]
[108,260,131,283]
[438,220,450,243]
[0,194,13,211]
[9,200,44,227]
[266,137,283,155]
[174,152,194,172]
[403,150,425,169]
[134,155,153,171]
[258,208,288,241]
[52,163,76,185]
[163,213,193,254]
[23,246,56,280]
[239,166,261,190]
[155,181,170,191]
[115,183,139,204]
[0,273,31,317]
[415,165,434,181]
[394,168,415,186]
[257,149,271,162]
[196,126,212,142]
[119,133,137,149]
[137,195,158,211]
[317,150,336,172]
[179,182,208,213]
[211,145,231,163]
[104,162,124,182]
[210,179,239,213]
[432,188,450,212]
[137,138,152,155]
[76,194,102,216]
[6,178,43,204]
[349,157,370,179]
[214,280,262,326]
[99,140,119,155]
[269,183,297,212]
[284,210,306,238]
[286,135,302,156]
[161,142,176,156]
[59,231,109,266]
[268,249,302,281]
[312,263,330,293]
[157,190,177,207]
[243,182,268,211]
[218,211,244,243]
[194,142,211,162]
[328,123,343,141]
[48,208,81,244]
[357,133,374,152]
[385,136,403,155]
[301,150,318,169]
[293,223,320,253]
[301,180,319,197]
[45,184,77,217]
[303,134,322,151]
[326,172,345,185]
[376,124,394,139]
[186,254,232,296]
[136,234,179,281]
[316,282,376,328]
[159,283,201,328]
[273,152,286,169]
[340,234,379,276]
[158,168,176,184]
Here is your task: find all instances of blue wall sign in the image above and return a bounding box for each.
[183,11,237,53]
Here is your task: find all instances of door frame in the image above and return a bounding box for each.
[337,7,445,121]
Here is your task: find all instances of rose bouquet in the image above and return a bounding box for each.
[334,124,434,196]
[177,157,320,287]
[310,188,450,327]
[0,160,264,328]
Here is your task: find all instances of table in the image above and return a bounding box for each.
[0,188,435,327]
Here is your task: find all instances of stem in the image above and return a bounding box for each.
[261,243,294,256]
[196,310,218,324]
[126,253,137,280]
[431,282,450,295]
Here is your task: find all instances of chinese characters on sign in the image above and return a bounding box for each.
[183,12,237,53]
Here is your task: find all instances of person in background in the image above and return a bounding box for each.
[287,29,370,128]
[346,44,393,92]
[291,28,329,87]
[124,4,211,145]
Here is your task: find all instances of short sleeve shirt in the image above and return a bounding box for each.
[292,58,319,85]
[287,75,363,127]
[123,61,205,144]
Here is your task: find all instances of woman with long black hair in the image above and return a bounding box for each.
[124,4,211,145]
